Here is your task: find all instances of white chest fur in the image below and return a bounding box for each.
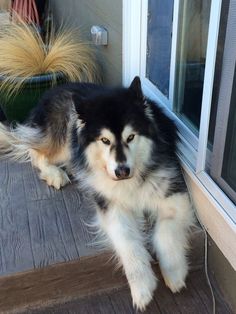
[86,167,177,215]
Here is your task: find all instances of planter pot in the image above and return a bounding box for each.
[0,73,65,123]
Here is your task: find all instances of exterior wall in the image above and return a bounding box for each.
[50,0,122,86]
[209,238,236,312]
[0,0,10,10]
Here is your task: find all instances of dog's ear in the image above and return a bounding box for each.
[129,76,143,100]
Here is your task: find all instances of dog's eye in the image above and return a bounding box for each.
[127,134,135,143]
[101,137,111,145]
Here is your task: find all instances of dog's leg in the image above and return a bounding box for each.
[152,192,193,293]
[98,207,157,311]
[30,149,70,189]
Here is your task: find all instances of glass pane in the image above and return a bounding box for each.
[208,0,229,147]
[210,66,236,204]
[221,70,236,193]
[174,0,211,133]
[146,0,174,97]
[208,0,236,203]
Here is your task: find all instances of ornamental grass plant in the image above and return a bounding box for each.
[0,17,98,97]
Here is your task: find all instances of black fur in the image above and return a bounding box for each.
[27,77,186,197]
[94,194,110,212]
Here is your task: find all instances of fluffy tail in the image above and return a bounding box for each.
[0,122,42,162]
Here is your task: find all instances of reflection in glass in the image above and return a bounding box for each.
[174,0,211,133]
[146,0,174,97]
[221,74,236,194]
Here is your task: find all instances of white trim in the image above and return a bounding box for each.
[196,0,222,173]
[139,0,148,82]
[177,134,197,170]
[142,78,170,109]
[169,0,180,108]
[122,0,142,86]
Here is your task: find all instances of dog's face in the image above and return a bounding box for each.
[85,124,152,180]
[76,77,154,181]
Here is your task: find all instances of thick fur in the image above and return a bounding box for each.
[0,77,194,310]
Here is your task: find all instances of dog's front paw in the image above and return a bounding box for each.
[40,167,70,189]
[128,269,157,311]
[161,263,188,293]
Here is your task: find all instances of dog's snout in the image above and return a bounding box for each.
[115,165,130,179]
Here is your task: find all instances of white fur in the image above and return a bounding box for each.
[81,128,194,310]
[121,125,135,139]
[93,184,194,310]
[30,150,70,189]
[0,122,40,162]
[152,192,193,292]
[97,207,157,311]
[0,122,15,149]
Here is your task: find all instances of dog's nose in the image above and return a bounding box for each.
[115,165,130,179]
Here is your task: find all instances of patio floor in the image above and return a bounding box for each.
[32,270,231,314]
[0,160,96,276]
[0,160,233,313]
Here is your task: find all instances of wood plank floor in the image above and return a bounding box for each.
[0,160,98,275]
[0,252,232,314]
[0,160,233,313]
[28,268,232,314]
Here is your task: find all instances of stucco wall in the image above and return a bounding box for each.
[209,238,236,312]
[50,0,122,86]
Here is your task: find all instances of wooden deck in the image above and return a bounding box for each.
[0,160,233,313]
[33,270,231,314]
[0,160,97,276]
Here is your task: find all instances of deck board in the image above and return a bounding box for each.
[0,160,97,275]
[30,269,232,314]
[0,162,35,274]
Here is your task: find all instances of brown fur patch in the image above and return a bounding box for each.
[32,135,70,165]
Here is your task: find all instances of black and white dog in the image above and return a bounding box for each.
[0,77,194,310]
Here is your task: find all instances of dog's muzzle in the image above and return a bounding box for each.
[115,165,130,180]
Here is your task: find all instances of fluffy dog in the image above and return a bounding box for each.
[0,77,194,310]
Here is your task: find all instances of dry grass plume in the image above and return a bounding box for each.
[0,19,99,96]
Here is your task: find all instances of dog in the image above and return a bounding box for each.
[0,77,194,311]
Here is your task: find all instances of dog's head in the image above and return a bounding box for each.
[75,77,155,181]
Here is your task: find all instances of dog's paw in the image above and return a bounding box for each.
[161,264,187,293]
[40,167,70,189]
[129,269,157,311]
